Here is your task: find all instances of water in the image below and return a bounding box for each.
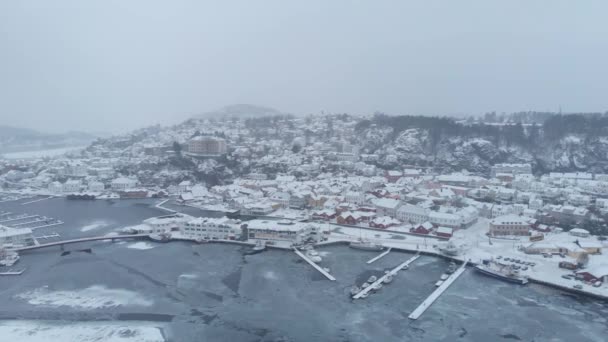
[1,198,607,341]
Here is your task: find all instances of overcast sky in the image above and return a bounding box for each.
[1,1,607,133]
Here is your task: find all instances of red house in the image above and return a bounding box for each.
[410,222,433,235]
[435,226,453,238]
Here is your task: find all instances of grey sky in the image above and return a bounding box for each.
[1,1,607,133]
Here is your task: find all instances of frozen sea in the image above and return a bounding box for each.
[1,197,607,342]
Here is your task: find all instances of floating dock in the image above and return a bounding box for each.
[408,261,468,320]
[0,268,26,276]
[366,248,392,264]
[21,196,54,205]
[155,199,177,213]
[0,214,38,223]
[293,248,336,281]
[353,254,420,299]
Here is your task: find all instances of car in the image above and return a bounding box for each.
[562,275,571,279]
[594,281,602,287]
[504,257,510,261]
[522,266,528,271]
[559,253,566,258]
[530,262,536,267]
[497,256,502,259]
[573,284,583,290]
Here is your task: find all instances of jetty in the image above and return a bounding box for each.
[293,248,336,281]
[0,268,26,276]
[408,261,468,320]
[12,234,151,252]
[366,247,392,264]
[0,214,38,223]
[155,199,177,213]
[353,254,420,299]
[21,196,54,205]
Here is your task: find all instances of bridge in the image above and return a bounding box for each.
[12,234,151,252]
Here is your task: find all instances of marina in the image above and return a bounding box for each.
[352,254,420,299]
[408,261,468,320]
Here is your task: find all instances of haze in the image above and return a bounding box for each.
[0,1,607,134]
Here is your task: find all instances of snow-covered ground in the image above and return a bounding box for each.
[80,220,111,232]
[127,242,156,250]
[15,285,153,309]
[0,320,165,342]
[2,146,86,160]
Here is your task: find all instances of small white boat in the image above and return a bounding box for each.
[383,274,393,284]
[360,292,369,299]
[350,285,361,296]
[440,274,449,280]
[435,280,444,287]
[361,282,370,289]
[367,275,378,283]
[306,250,322,263]
[372,283,383,291]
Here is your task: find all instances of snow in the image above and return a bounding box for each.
[15,285,153,309]
[127,242,156,250]
[2,146,87,160]
[0,321,165,342]
[80,220,110,232]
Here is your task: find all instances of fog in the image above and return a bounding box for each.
[0,1,607,133]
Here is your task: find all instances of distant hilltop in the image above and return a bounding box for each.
[195,104,286,119]
[0,125,100,154]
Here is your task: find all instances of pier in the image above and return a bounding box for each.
[21,196,54,205]
[408,261,468,320]
[12,234,151,252]
[353,254,420,299]
[293,248,336,281]
[0,214,38,223]
[366,248,392,264]
[155,199,177,213]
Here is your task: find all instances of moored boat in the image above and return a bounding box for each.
[474,260,529,285]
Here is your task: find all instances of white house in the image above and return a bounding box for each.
[345,191,366,205]
[111,177,138,191]
[181,217,242,241]
[489,214,531,236]
[62,179,82,193]
[396,204,430,224]
[246,219,324,244]
[569,228,590,238]
[0,225,35,247]
[429,211,461,229]
[47,181,63,194]
[269,192,291,208]
[373,198,402,218]
[88,181,105,192]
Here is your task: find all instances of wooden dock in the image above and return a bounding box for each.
[293,248,336,281]
[366,248,392,264]
[353,254,420,299]
[408,261,468,320]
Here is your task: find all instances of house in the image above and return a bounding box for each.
[410,222,434,235]
[490,163,532,177]
[489,214,531,236]
[178,181,192,193]
[385,170,403,183]
[345,191,366,205]
[47,181,63,194]
[569,228,590,238]
[181,217,242,240]
[337,211,362,225]
[88,181,105,192]
[373,198,401,217]
[396,204,429,224]
[270,192,291,208]
[245,219,324,244]
[369,216,400,229]
[578,241,602,254]
[435,226,453,238]
[111,177,138,191]
[187,136,227,155]
[143,214,191,233]
[62,179,81,193]
[429,211,460,229]
[0,225,35,247]
[311,209,337,221]
[576,265,608,283]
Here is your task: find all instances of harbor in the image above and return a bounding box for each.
[352,253,420,299]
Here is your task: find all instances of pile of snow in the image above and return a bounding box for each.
[15,285,153,309]
[127,242,155,250]
[0,320,164,342]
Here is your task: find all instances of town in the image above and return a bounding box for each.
[2,111,608,301]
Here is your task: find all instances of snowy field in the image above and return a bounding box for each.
[0,321,165,342]
[15,285,154,309]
